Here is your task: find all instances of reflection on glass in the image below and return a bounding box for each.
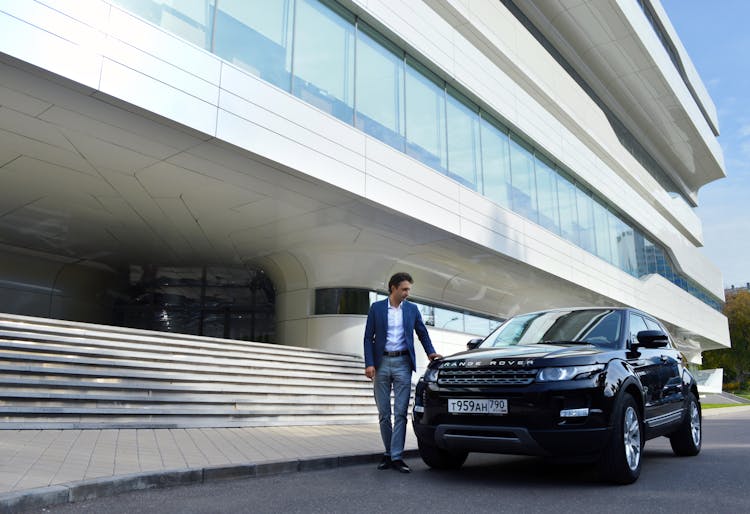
[212,0,294,90]
[435,307,462,331]
[114,266,275,342]
[314,288,500,336]
[114,0,214,49]
[446,88,480,189]
[509,135,538,222]
[643,237,658,274]
[417,303,435,327]
[575,186,596,254]
[314,288,371,314]
[355,25,405,150]
[479,116,511,209]
[405,58,447,171]
[535,154,560,234]
[557,171,578,244]
[464,314,490,336]
[484,309,621,348]
[592,199,613,264]
[611,215,636,275]
[628,313,649,342]
[293,0,355,123]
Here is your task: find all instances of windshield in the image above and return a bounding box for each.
[481,309,622,348]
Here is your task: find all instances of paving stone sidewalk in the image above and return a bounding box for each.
[3,407,747,513]
[0,424,417,513]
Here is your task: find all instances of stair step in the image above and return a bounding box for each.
[0,312,382,429]
[0,330,363,369]
[0,415,379,430]
[0,317,359,361]
[0,375,373,397]
[0,362,372,391]
[0,353,365,382]
[0,390,376,405]
[0,404,377,415]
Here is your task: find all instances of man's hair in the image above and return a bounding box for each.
[388,272,414,292]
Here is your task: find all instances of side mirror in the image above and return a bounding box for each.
[467,338,483,350]
[634,330,669,349]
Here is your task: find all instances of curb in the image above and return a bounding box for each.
[701,405,750,417]
[0,449,419,514]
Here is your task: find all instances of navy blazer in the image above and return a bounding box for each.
[363,298,436,372]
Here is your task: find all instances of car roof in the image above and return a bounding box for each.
[512,306,641,316]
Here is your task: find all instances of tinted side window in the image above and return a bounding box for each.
[643,317,673,348]
[643,317,661,331]
[628,313,649,344]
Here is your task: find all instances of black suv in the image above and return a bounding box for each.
[413,307,702,484]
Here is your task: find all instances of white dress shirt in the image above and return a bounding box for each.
[385,302,406,351]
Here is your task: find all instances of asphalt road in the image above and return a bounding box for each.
[43,409,750,514]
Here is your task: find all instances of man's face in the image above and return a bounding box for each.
[391,280,412,302]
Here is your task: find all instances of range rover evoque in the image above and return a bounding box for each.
[412,307,702,484]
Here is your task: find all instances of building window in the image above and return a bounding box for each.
[314,288,502,336]
[405,58,447,172]
[556,171,579,245]
[355,23,406,151]
[446,87,481,190]
[575,186,596,254]
[509,135,538,223]
[535,154,561,235]
[114,266,275,342]
[479,116,512,210]
[211,0,295,91]
[292,0,355,123]
[115,0,214,49]
[314,288,372,315]
[592,199,614,264]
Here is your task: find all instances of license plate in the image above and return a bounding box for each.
[448,398,507,415]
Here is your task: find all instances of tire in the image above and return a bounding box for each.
[598,393,643,484]
[418,438,468,470]
[669,392,702,456]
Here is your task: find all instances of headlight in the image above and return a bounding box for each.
[536,364,604,382]
[422,367,439,383]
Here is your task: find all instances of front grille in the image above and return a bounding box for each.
[437,368,537,386]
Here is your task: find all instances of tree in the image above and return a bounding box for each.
[703,290,750,388]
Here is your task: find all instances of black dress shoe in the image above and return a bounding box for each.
[391,459,411,473]
[377,456,392,470]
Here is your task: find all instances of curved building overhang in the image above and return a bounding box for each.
[514,0,726,200]
[0,1,729,355]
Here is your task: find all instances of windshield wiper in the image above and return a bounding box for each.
[542,340,592,345]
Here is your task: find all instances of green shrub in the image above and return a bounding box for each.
[724,381,741,392]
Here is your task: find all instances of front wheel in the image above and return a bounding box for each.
[598,393,643,484]
[418,438,468,470]
[669,392,702,456]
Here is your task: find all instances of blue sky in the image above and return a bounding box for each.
[661,0,750,289]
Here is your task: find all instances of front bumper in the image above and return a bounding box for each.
[413,422,609,457]
[413,378,613,458]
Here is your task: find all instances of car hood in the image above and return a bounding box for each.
[436,344,611,369]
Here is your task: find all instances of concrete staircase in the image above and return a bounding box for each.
[0,313,376,429]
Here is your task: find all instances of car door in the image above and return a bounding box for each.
[645,317,685,416]
[626,313,669,425]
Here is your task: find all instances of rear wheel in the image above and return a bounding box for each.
[418,438,468,470]
[669,392,702,456]
[598,393,643,484]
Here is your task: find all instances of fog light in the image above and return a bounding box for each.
[414,405,424,413]
[560,408,589,417]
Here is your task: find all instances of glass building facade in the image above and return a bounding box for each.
[111,0,722,311]
[314,288,503,336]
[114,265,275,342]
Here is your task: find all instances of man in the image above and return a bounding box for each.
[364,272,442,473]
